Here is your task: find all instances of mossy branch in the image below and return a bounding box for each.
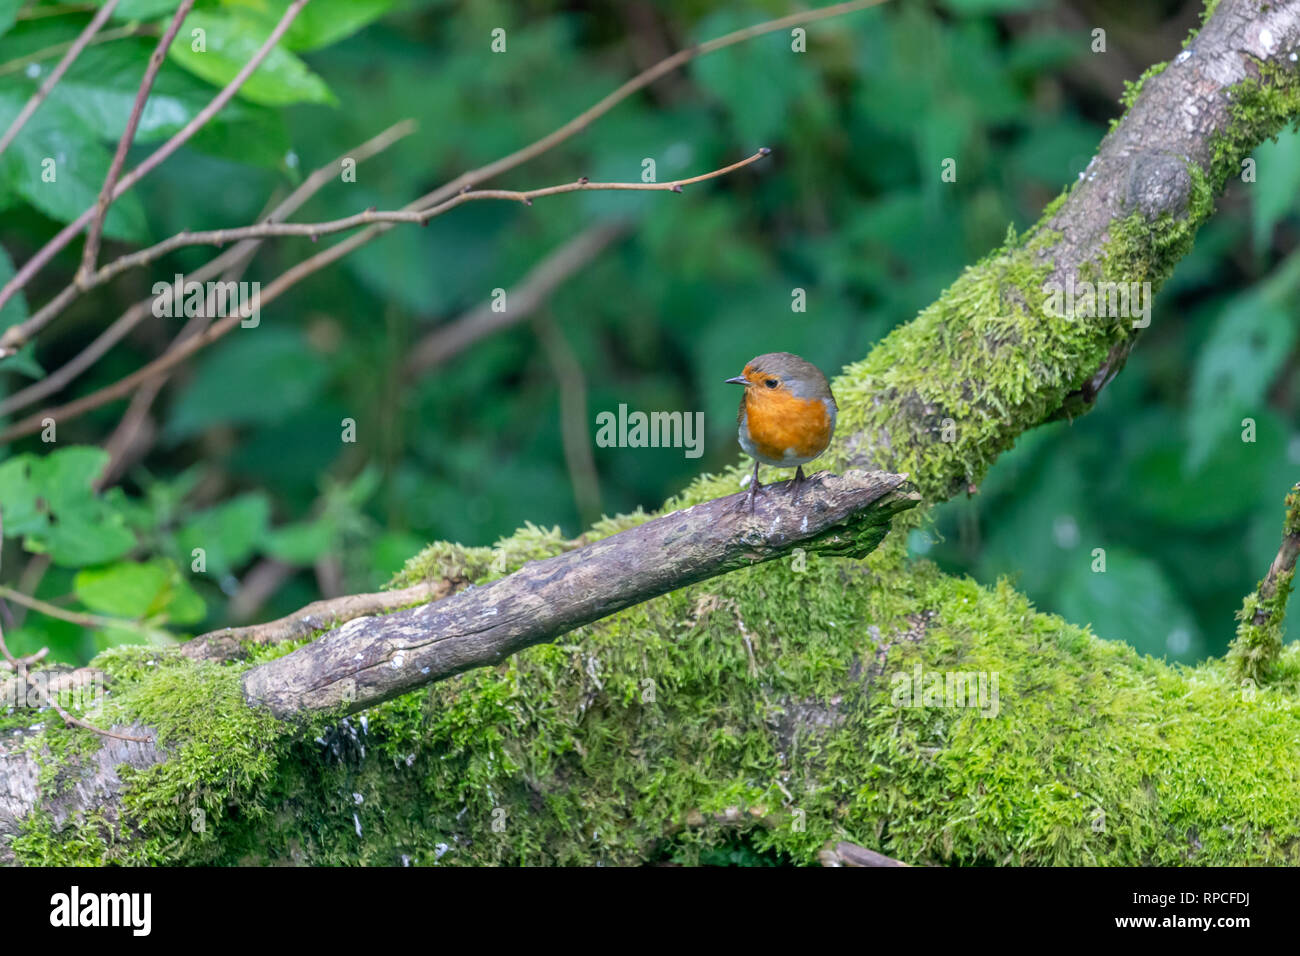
[1230,482,1300,682]
[240,471,917,719]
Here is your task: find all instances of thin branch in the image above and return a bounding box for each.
[0,154,759,443]
[0,0,122,157]
[0,0,883,353]
[0,613,151,744]
[0,584,161,638]
[79,0,197,280]
[819,842,910,867]
[182,578,462,663]
[1229,482,1300,682]
[54,150,766,305]
[406,221,628,376]
[404,0,889,213]
[239,471,918,718]
[0,0,313,334]
[534,313,603,527]
[0,119,416,418]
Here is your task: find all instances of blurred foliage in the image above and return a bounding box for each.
[0,0,1296,667]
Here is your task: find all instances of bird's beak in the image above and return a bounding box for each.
[724,376,748,385]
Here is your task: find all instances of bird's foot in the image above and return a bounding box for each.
[789,465,806,501]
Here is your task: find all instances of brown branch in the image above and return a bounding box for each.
[0,0,121,157]
[0,155,758,443]
[1229,482,1300,681]
[534,313,603,527]
[0,0,312,333]
[50,151,763,309]
[0,585,164,640]
[0,119,416,418]
[405,220,629,377]
[181,578,462,664]
[0,0,884,359]
[78,0,197,280]
[403,0,888,214]
[819,841,911,867]
[240,470,918,719]
[0,617,151,744]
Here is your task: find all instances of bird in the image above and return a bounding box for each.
[726,352,837,512]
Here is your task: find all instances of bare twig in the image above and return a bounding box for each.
[0,585,162,639]
[182,578,462,663]
[404,0,888,213]
[0,0,884,354]
[52,151,765,306]
[534,313,603,527]
[0,119,416,418]
[0,0,122,157]
[0,0,313,335]
[79,0,197,280]
[0,155,761,442]
[0,615,151,744]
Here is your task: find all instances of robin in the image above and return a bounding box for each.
[726,352,838,512]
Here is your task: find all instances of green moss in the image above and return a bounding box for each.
[1212,62,1300,191]
[11,809,110,866]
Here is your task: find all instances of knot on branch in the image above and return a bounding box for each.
[1123,149,1192,221]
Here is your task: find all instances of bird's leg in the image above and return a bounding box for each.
[745,459,762,513]
[790,465,805,499]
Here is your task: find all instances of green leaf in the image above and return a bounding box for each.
[0,454,44,537]
[114,0,186,18]
[189,98,290,167]
[0,91,147,240]
[74,558,206,625]
[266,0,396,51]
[1126,410,1286,528]
[176,493,270,576]
[75,561,171,619]
[45,39,271,144]
[167,11,336,106]
[0,0,20,41]
[163,574,206,625]
[30,446,111,514]
[14,447,137,566]
[690,9,815,146]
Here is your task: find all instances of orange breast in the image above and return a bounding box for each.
[742,389,833,460]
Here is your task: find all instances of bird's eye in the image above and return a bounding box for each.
[764,379,778,389]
